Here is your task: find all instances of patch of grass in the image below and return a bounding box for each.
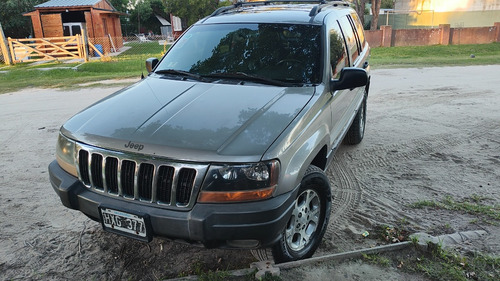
[399,217,410,225]
[403,244,500,281]
[374,224,410,243]
[370,42,500,68]
[259,272,282,281]
[410,235,420,246]
[176,259,234,281]
[120,41,165,56]
[0,56,153,94]
[0,42,168,94]
[359,245,500,281]
[410,195,500,221]
[362,253,391,267]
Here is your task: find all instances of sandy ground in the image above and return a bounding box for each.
[0,65,499,280]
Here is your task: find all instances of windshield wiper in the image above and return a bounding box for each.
[155,69,204,81]
[202,72,293,87]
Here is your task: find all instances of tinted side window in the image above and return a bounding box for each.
[337,16,359,65]
[329,24,348,79]
[350,13,365,49]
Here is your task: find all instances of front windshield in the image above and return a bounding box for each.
[156,23,322,85]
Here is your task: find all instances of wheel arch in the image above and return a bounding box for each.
[310,145,328,171]
[276,126,331,196]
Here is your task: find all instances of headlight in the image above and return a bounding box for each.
[198,160,280,203]
[56,133,78,177]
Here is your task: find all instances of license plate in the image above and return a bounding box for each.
[99,208,147,239]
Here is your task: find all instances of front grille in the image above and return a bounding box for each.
[76,144,207,209]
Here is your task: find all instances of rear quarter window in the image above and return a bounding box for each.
[350,12,366,48]
[337,16,359,66]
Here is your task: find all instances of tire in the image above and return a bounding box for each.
[253,165,332,263]
[345,92,367,145]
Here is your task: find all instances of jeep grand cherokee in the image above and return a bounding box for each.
[49,0,370,263]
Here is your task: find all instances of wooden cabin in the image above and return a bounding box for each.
[24,0,124,53]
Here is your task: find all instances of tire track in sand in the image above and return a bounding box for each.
[321,126,497,245]
[324,156,363,244]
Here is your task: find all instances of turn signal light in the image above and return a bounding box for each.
[198,186,275,203]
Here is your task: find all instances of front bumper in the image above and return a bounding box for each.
[48,160,296,248]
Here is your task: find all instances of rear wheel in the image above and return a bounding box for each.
[345,92,367,145]
[252,165,331,263]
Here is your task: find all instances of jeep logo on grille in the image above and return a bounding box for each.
[124,141,144,151]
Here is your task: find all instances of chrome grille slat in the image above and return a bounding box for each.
[87,151,94,188]
[151,166,159,203]
[76,144,207,210]
[117,159,123,196]
[101,155,107,192]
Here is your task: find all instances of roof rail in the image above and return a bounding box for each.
[210,0,349,17]
[309,1,350,17]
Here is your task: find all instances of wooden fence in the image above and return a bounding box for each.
[8,35,86,63]
[366,22,500,48]
[0,29,106,65]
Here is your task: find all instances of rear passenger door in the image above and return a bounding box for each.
[328,13,367,147]
[338,13,368,69]
[327,18,351,147]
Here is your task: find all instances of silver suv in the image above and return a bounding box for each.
[49,0,370,263]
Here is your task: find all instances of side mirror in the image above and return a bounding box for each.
[330,67,368,91]
[145,58,159,74]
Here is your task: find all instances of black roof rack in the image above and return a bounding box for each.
[309,1,350,16]
[209,1,350,18]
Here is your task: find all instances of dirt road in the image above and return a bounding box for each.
[1,65,499,280]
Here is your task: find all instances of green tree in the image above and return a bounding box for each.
[129,0,169,34]
[163,0,232,27]
[0,0,45,38]
[352,0,367,27]
[109,0,130,12]
[130,0,153,33]
[381,0,395,9]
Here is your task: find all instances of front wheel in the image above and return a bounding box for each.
[252,165,331,263]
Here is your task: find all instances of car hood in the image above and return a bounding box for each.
[62,77,315,162]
